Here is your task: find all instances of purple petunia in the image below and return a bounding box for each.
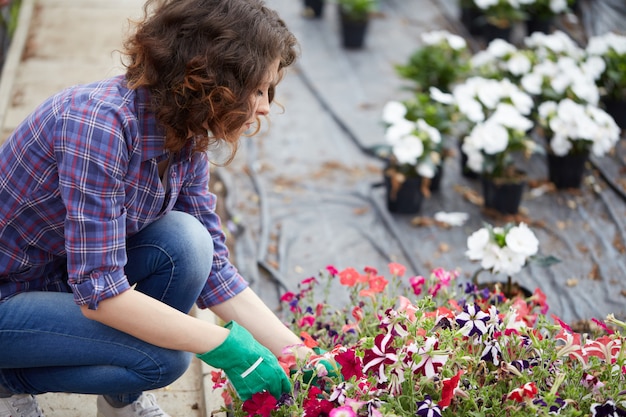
[455,304,489,337]
[416,395,442,417]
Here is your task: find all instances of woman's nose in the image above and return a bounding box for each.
[256,95,270,116]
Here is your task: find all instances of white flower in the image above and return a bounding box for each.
[475,121,510,155]
[466,227,491,261]
[540,98,620,157]
[505,223,539,257]
[417,162,435,179]
[506,53,532,76]
[466,222,541,276]
[549,0,568,13]
[385,118,414,145]
[382,101,407,125]
[421,30,467,51]
[520,72,543,95]
[489,103,533,132]
[417,119,441,145]
[474,0,499,9]
[486,39,517,58]
[392,134,424,165]
[434,211,469,227]
[429,87,454,105]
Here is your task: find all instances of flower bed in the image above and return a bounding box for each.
[215,258,626,417]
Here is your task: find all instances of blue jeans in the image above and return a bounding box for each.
[0,211,214,404]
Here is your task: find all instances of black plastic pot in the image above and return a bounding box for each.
[339,8,369,49]
[303,0,324,18]
[547,151,589,189]
[481,176,526,215]
[385,174,424,214]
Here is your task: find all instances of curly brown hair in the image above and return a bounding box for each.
[123,0,299,157]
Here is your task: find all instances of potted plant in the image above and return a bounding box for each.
[452,76,538,215]
[466,221,556,298]
[466,0,527,43]
[537,98,621,189]
[521,0,575,35]
[519,31,604,106]
[336,0,377,49]
[218,259,626,417]
[586,31,626,129]
[379,99,445,214]
[395,30,471,93]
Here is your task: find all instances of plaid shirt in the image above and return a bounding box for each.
[0,75,247,309]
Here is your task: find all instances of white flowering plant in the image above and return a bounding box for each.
[521,0,574,19]
[466,221,559,296]
[451,76,539,179]
[380,99,445,181]
[395,30,471,93]
[469,0,527,27]
[537,98,621,157]
[586,31,626,101]
[519,31,605,105]
[470,39,534,82]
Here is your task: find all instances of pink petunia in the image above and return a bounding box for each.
[326,265,339,276]
[329,405,357,417]
[388,262,406,277]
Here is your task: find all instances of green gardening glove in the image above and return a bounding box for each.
[298,348,342,387]
[196,321,291,401]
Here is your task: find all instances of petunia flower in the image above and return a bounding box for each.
[300,331,319,348]
[456,304,489,337]
[242,391,278,417]
[334,347,365,381]
[326,265,339,276]
[506,382,538,403]
[388,262,406,277]
[362,333,399,383]
[409,275,426,296]
[339,267,362,287]
[329,405,356,417]
[438,370,463,409]
[590,400,626,417]
[413,337,448,378]
[416,395,442,417]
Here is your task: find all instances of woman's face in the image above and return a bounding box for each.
[241,58,281,135]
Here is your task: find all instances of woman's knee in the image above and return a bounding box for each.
[143,349,193,390]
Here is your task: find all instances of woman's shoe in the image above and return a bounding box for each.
[96,393,170,417]
[0,394,45,417]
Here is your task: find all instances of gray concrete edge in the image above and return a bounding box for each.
[0,0,34,130]
[194,308,228,417]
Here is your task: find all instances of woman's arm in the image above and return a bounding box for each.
[81,286,309,361]
[80,288,228,354]
[209,287,310,359]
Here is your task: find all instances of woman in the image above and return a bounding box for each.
[0,0,306,416]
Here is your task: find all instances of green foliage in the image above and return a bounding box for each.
[395,42,470,93]
[336,0,377,21]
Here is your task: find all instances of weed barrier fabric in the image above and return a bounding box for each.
[215,0,626,326]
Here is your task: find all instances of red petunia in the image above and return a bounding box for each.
[438,370,463,409]
[368,275,389,293]
[506,382,538,403]
[339,267,362,287]
[335,347,365,381]
[300,331,319,348]
[242,391,277,417]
